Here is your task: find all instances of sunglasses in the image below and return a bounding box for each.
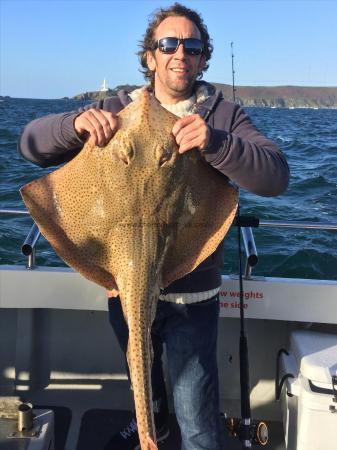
[152,37,203,56]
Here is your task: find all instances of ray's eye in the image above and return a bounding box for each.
[156,145,173,167]
[119,145,134,165]
[158,151,172,167]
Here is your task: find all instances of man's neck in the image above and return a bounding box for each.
[160,94,196,118]
[153,86,194,105]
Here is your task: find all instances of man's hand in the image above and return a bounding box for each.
[106,289,119,298]
[74,109,118,147]
[172,114,210,154]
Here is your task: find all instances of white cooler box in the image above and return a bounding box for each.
[279,330,337,450]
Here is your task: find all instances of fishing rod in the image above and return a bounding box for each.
[224,212,268,448]
[224,44,268,448]
[231,42,236,103]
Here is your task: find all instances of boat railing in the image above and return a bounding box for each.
[239,217,337,278]
[0,208,40,269]
[1,209,337,277]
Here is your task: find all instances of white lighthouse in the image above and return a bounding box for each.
[100,78,109,92]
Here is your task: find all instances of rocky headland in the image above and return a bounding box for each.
[73,83,337,108]
[73,85,139,101]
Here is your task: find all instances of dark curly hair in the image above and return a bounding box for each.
[138,3,213,86]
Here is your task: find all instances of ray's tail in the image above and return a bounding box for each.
[127,309,157,450]
[117,226,165,450]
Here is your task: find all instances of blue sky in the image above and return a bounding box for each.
[1,0,337,99]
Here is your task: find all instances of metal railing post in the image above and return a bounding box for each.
[241,227,259,279]
[21,223,41,269]
[0,209,40,269]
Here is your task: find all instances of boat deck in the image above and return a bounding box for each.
[52,410,285,449]
[0,374,286,450]
[3,267,337,449]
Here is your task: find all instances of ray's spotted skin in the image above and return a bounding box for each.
[20,90,238,450]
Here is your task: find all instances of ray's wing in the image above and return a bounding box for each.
[20,141,121,290]
[162,156,238,287]
[20,96,152,291]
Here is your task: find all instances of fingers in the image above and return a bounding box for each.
[74,109,118,147]
[171,114,196,136]
[172,114,210,154]
[106,289,119,298]
[87,110,117,147]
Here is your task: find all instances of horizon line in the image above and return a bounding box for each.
[2,82,337,101]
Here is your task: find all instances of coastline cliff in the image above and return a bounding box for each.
[214,84,337,108]
[73,83,337,108]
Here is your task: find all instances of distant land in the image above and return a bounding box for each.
[73,83,337,108]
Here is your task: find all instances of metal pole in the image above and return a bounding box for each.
[233,216,337,231]
[259,220,337,230]
[21,223,40,269]
[27,249,36,270]
[0,209,29,215]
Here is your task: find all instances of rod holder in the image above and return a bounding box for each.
[22,222,40,269]
[241,227,259,279]
[18,403,34,431]
[22,223,40,256]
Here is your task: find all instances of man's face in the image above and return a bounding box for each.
[147,16,205,104]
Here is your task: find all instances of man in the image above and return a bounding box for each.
[18,3,289,449]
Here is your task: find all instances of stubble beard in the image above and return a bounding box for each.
[165,73,197,100]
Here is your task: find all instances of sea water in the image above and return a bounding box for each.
[0,97,337,280]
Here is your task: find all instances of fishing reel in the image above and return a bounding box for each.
[223,415,269,446]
